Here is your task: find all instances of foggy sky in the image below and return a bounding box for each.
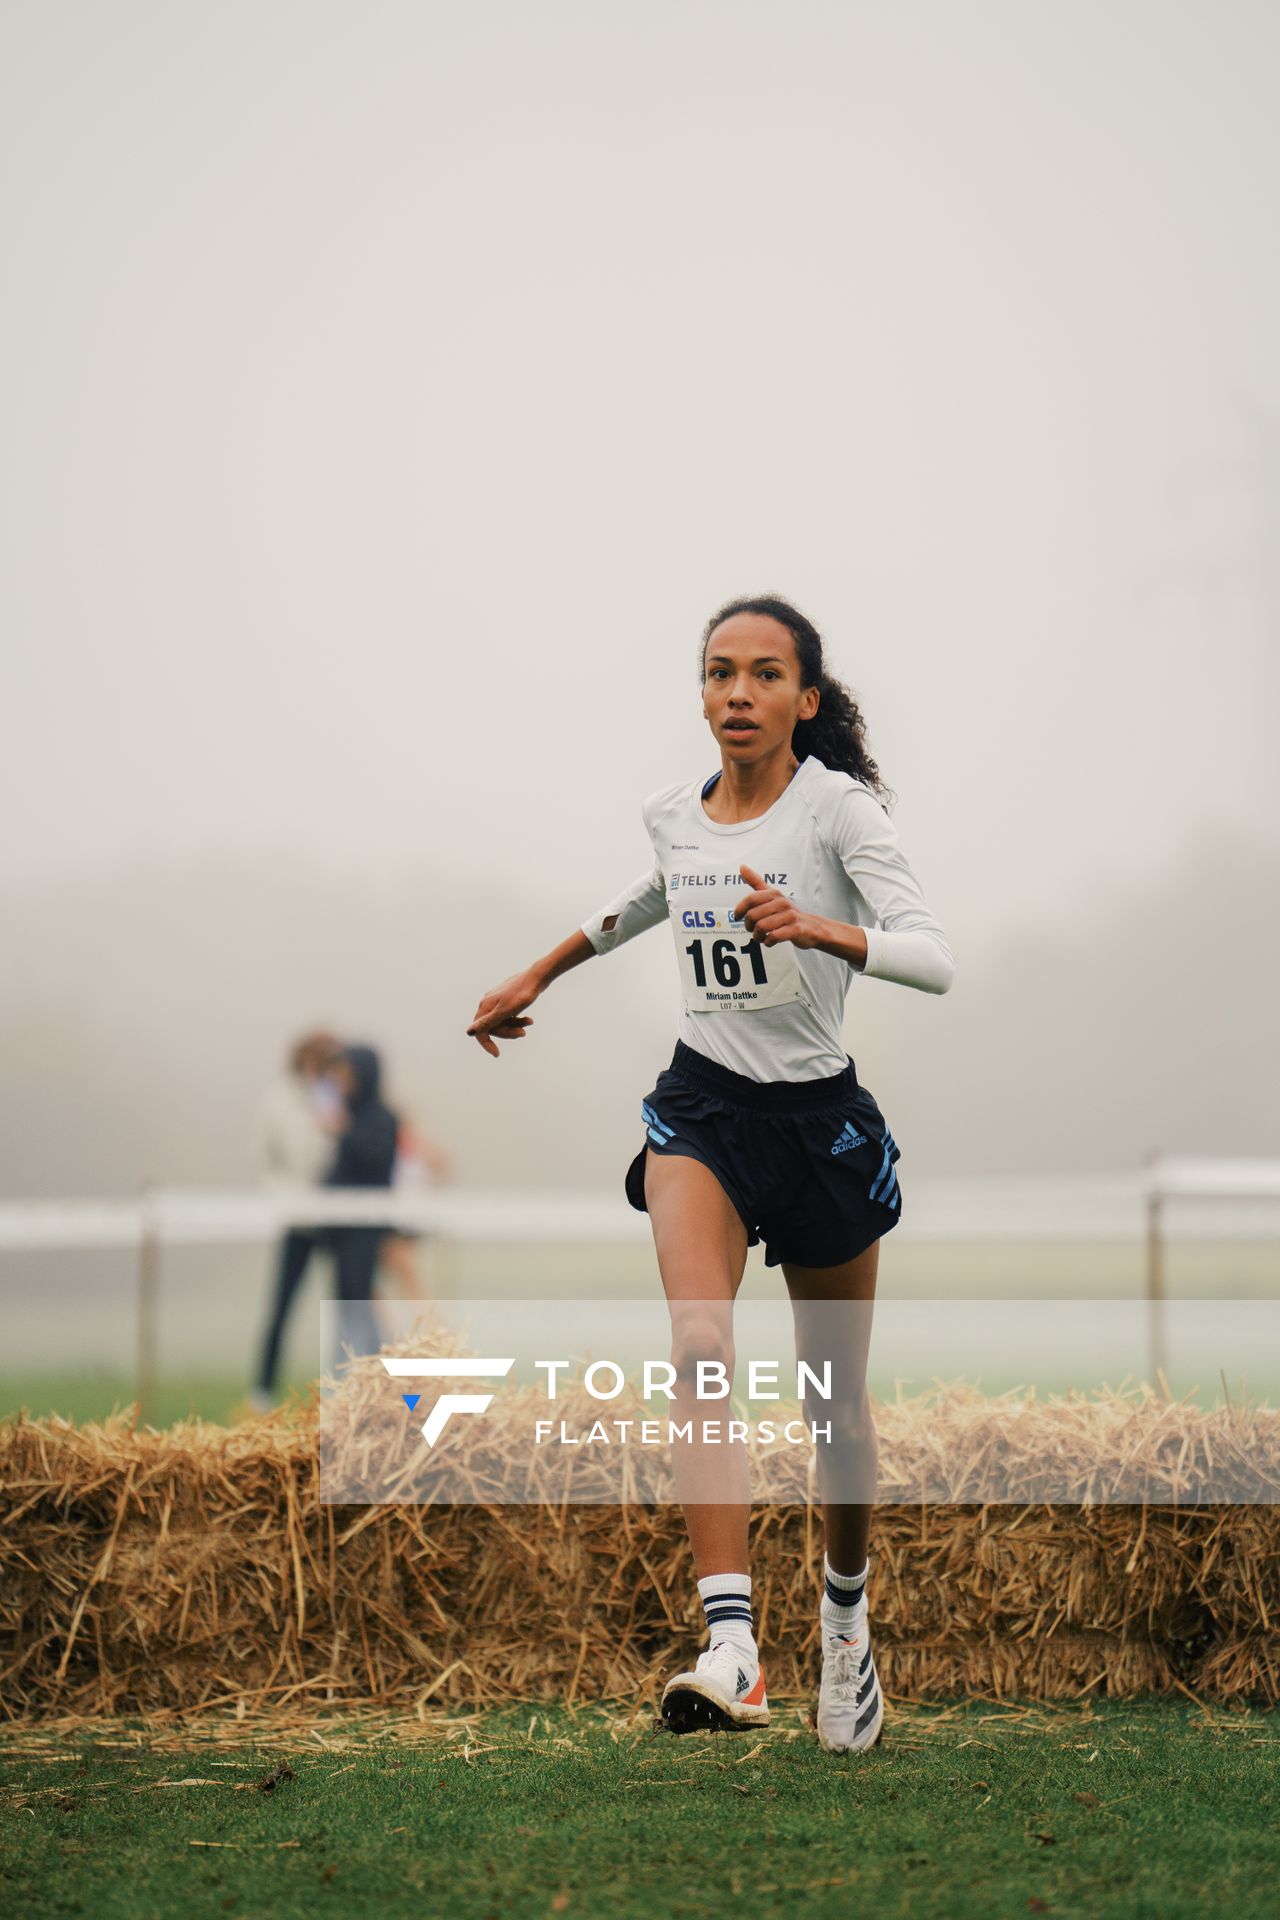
[2,3,1279,1192]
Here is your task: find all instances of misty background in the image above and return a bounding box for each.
[3,0,1279,1203]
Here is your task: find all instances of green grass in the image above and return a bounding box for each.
[2,1702,1276,1919]
[0,1371,317,1428]
[4,1365,1275,1430]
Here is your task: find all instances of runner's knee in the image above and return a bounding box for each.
[808,1384,875,1446]
[669,1312,735,1386]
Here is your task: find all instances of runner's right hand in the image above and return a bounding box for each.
[467,970,542,1057]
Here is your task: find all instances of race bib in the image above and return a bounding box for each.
[670,886,802,1013]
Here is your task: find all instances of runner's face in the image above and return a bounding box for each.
[701,615,818,762]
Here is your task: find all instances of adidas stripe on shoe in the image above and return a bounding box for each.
[661,1642,770,1734]
[816,1613,884,1755]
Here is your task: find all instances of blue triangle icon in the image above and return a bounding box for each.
[401,1393,421,1412]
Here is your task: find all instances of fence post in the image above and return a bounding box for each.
[137,1186,159,1420]
[1143,1152,1167,1391]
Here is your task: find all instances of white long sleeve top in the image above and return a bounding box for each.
[580,754,954,1082]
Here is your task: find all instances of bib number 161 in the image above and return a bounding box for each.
[684,937,768,989]
[674,910,801,1011]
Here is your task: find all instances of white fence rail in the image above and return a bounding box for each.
[4,1159,1280,1253]
[2,1159,1278,1408]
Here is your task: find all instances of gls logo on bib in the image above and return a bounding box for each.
[668,865,802,1013]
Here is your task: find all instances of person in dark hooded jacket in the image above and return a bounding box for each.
[327,1044,399,1192]
[325,1044,399,1365]
[252,1042,398,1403]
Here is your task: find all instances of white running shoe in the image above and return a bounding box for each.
[661,1641,770,1734]
[816,1610,884,1754]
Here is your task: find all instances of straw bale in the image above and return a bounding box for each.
[873,1634,1181,1702]
[3,1343,1278,1720]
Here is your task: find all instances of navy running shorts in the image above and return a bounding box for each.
[624,1039,902,1269]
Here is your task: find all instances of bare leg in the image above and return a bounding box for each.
[380,1235,425,1299]
[781,1239,880,1576]
[643,1149,751,1578]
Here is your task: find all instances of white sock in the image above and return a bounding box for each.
[697,1572,757,1664]
[820,1553,868,1635]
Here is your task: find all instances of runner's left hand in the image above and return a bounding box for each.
[734,864,828,949]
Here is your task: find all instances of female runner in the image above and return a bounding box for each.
[466,595,954,1753]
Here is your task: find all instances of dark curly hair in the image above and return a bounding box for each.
[699,594,895,810]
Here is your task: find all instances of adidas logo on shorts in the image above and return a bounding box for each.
[830,1121,867,1155]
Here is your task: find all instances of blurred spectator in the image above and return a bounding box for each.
[251,1031,344,1408]
[323,1043,400,1368]
[252,1039,431,1408]
[256,1030,343,1190]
